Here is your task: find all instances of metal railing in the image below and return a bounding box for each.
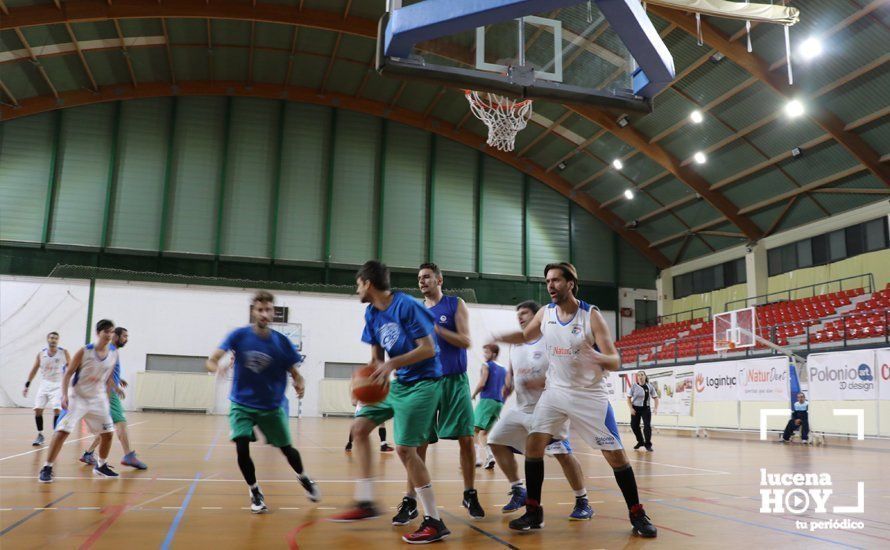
[724,273,874,311]
[656,306,711,325]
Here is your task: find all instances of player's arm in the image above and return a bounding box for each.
[383,335,436,372]
[627,389,636,415]
[494,307,545,345]
[60,348,84,410]
[582,308,620,372]
[503,362,514,400]
[472,363,489,400]
[23,353,41,396]
[64,348,72,366]
[434,298,472,349]
[206,348,227,373]
[288,365,305,399]
[107,372,124,399]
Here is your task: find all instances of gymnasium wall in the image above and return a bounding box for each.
[663,282,747,318]
[0,97,655,292]
[766,249,890,298]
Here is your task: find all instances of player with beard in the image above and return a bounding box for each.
[23,332,69,446]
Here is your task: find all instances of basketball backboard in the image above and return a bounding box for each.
[713,307,756,351]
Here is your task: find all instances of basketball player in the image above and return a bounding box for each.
[471,344,507,470]
[345,396,394,453]
[38,319,122,483]
[206,290,320,513]
[394,262,482,524]
[491,263,657,537]
[488,301,593,520]
[330,261,450,544]
[80,327,147,469]
[23,332,69,446]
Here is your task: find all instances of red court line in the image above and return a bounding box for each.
[78,491,144,550]
[286,518,323,550]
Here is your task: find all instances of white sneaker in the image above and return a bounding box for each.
[250,487,268,513]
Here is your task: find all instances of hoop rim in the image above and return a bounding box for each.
[463,89,533,110]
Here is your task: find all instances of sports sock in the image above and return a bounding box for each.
[98,458,106,467]
[280,445,304,475]
[235,438,257,486]
[378,426,387,443]
[44,462,53,468]
[475,444,483,462]
[573,488,588,498]
[35,416,43,432]
[525,457,544,506]
[250,483,259,491]
[613,464,640,509]
[485,445,494,460]
[355,478,374,503]
[53,414,59,429]
[415,484,440,520]
[511,479,524,488]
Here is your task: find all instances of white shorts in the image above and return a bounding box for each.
[488,407,571,456]
[531,387,623,451]
[33,383,62,410]
[55,394,114,435]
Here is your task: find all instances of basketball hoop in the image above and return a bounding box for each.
[465,90,533,152]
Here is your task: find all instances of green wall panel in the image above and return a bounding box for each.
[276,103,329,262]
[380,122,429,268]
[166,97,226,255]
[108,98,170,251]
[480,158,523,276]
[431,139,476,272]
[619,244,657,289]
[0,113,54,243]
[329,111,379,265]
[526,183,570,276]
[572,206,616,283]
[221,98,278,258]
[49,103,114,247]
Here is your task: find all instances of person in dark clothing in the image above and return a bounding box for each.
[782,392,810,443]
[626,371,659,452]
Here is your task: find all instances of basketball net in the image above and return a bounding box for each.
[465,90,533,152]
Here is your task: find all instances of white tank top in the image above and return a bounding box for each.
[39,348,66,385]
[509,338,549,413]
[540,300,607,396]
[71,344,118,399]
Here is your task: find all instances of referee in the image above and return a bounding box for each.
[626,371,659,452]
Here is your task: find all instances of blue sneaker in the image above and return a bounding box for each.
[121,451,147,470]
[80,451,96,466]
[502,486,526,513]
[569,497,594,521]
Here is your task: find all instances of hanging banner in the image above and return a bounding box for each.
[737,356,790,402]
[876,348,890,401]
[693,360,741,402]
[644,367,693,416]
[807,349,877,401]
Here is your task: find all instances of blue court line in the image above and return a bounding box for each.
[149,428,183,450]
[0,491,74,536]
[203,428,223,462]
[652,500,863,549]
[440,510,519,549]
[160,472,202,550]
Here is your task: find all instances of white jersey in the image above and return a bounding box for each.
[70,343,118,400]
[540,300,607,396]
[38,348,66,386]
[509,338,549,413]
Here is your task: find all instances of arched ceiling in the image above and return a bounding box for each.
[1,0,888,268]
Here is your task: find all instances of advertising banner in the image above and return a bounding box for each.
[645,367,693,415]
[694,361,742,402]
[807,349,877,401]
[738,356,790,402]
[875,348,890,401]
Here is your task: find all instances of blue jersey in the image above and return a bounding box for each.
[480,361,507,402]
[362,292,442,384]
[112,359,121,386]
[428,295,467,377]
[220,326,302,410]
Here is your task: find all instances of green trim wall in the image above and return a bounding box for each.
[0,97,657,300]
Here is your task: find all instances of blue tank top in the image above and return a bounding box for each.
[428,295,467,377]
[480,361,507,403]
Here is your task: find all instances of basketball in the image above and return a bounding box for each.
[352,364,389,404]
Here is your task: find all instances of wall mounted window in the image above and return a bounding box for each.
[673,257,747,299]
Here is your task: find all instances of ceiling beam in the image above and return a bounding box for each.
[12,28,59,98]
[764,196,799,237]
[161,19,176,84]
[649,5,890,186]
[282,25,299,87]
[738,166,870,215]
[247,21,256,84]
[0,80,671,268]
[811,187,890,195]
[64,22,98,91]
[517,111,572,157]
[846,105,889,131]
[319,32,342,93]
[651,217,726,248]
[113,19,138,87]
[0,79,17,106]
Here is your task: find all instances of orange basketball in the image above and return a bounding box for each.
[352,365,389,404]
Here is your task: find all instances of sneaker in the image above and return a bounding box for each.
[392,496,419,525]
[38,465,54,483]
[328,502,380,522]
[299,474,321,502]
[462,489,485,519]
[509,505,545,531]
[484,457,496,470]
[32,433,44,447]
[502,486,527,513]
[629,504,657,538]
[121,451,147,470]
[250,487,268,514]
[93,463,120,478]
[80,451,97,466]
[345,441,352,452]
[475,460,482,468]
[633,442,644,450]
[402,516,451,544]
[380,443,394,452]
[644,444,653,452]
[569,497,594,521]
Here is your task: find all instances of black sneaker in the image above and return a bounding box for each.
[93,463,119,478]
[509,505,545,531]
[250,487,268,514]
[633,442,644,450]
[392,496,418,525]
[403,516,451,544]
[629,504,657,538]
[299,474,321,502]
[345,441,352,452]
[645,444,653,452]
[38,465,54,483]
[462,489,485,519]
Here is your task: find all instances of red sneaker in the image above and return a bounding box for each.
[328,502,380,522]
[402,516,451,544]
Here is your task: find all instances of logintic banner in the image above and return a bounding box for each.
[693,361,742,402]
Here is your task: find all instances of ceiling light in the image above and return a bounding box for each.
[693,151,707,164]
[617,115,629,128]
[799,37,823,60]
[690,110,704,124]
[624,188,635,200]
[785,99,805,118]
[557,161,567,171]
[612,159,624,170]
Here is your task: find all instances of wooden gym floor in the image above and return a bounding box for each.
[1,409,888,549]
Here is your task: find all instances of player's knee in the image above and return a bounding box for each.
[603,449,629,468]
[34,409,43,415]
[396,445,417,461]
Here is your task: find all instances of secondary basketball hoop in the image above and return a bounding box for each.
[465,90,533,152]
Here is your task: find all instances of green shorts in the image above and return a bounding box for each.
[229,402,291,448]
[436,373,474,439]
[474,398,504,431]
[357,378,441,447]
[109,392,126,424]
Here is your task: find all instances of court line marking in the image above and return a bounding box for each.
[441,509,520,549]
[572,451,731,474]
[0,421,148,462]
[131,485,187,509]
[0,491,74,536]
[160,472,201,550]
